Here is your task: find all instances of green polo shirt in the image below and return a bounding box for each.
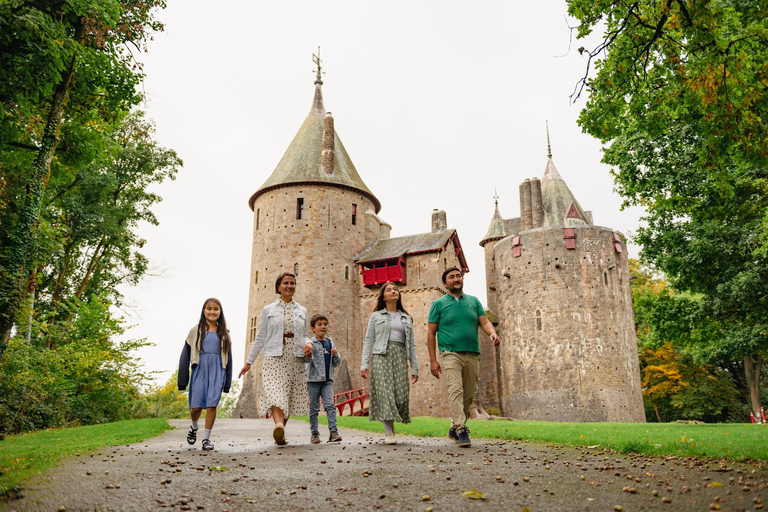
[428,293,486,353]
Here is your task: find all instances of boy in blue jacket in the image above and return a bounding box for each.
[304,314,342,443]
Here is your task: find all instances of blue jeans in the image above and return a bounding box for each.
[307,380,337,434]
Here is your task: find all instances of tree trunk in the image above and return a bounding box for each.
[653,402,663,423]
[744,355,764,421]
[0,23,83,356]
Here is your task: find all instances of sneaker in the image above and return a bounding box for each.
[457,428,471,448]
[384,434,397,445]
[328,431,342,443]
[187,426,198,445]
[201,439,214,451]
[448,428,459,443]
[273,423,286,446]
[310,432,321,444]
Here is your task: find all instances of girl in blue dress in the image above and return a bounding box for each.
[178,298,233,450]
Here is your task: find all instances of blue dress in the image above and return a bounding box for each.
[189,331,225,408]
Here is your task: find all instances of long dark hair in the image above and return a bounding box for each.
[197,297,230,355]
[373,282,410,316]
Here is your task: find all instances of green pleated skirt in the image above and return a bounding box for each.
[368,342,411,423]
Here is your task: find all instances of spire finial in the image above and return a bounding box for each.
[493,187,499,206]
[313,46,323,85]
[546,120,552,159]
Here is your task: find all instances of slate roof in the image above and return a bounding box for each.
[480,203,507,246]
[540,156,591,228]
[248,83,380,212]
[356,229,469,271]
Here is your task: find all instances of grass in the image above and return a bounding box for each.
[0,418,172,497]
[307,416,768,462]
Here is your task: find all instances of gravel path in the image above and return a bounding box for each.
[4,419,767,511]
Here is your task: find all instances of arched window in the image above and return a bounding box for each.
[294,263,299,276]
[345,266,349,280]
[603,270,609,286]
[535,310,542,331]
[254,270,258,284]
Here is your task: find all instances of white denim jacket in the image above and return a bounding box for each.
[246,298,311,363]
[360,309,419,376]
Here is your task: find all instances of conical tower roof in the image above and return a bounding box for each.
[539,146,591,228]
[480,200,507,246]
[248,78,380,212]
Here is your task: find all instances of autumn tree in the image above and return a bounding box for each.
[567,0,768,418]
[0,0,167,355]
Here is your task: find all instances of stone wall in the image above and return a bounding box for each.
[234,184,375,418]
[491,226,645,422]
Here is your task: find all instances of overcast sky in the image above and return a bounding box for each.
[122,0,645,386]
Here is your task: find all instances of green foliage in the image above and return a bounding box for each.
[0,295,151,433]
[139,371,189,420]
[0,0,170,352]
[218,379,241,419]
[0,418,171,497]
[630,260,746,422]
[568,0,768,414]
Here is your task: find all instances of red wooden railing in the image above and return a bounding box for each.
[334,388,369,417]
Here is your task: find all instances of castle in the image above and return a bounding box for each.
[233,61,645,422]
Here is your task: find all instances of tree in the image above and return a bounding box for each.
[0,0,167,355]
[568,0,768,418]
[34,112,180,327]
[630,260,742,422]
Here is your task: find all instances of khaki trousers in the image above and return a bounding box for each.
[440,351,480,431]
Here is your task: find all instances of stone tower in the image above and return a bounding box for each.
[481,141,645,422]
[234,60,381,417]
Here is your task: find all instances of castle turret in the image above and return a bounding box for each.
[235,54,380,417]
[485,135,645,422]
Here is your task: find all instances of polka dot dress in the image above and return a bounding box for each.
[369,343,411,423]
[259,353,308,418]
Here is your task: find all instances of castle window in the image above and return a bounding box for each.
[249,316,258,343]
[352,204,357,225]
[603,270,609,286]
[296,198,304,220]
[254,270,258,284]
[294,263,299,276]
[256,209,260,229]
[536,310,542,331]
[345,266,349,280]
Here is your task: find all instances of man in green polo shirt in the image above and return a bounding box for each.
[427,267,499,448]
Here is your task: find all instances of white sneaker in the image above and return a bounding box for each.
[384,434,397,445]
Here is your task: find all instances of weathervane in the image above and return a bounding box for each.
[313,46,324,85]
[493,187,499,206]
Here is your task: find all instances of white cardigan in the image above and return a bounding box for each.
[246,298,311,363]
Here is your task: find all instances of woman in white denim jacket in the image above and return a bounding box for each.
[239,272,312,446]
[360,281,419,444]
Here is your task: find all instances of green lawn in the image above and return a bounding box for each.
[312,416,768,462]
[0,418,171,497]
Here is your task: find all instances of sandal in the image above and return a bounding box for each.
[187,426,198,445]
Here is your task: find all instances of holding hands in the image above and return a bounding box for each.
[303,342,313,357]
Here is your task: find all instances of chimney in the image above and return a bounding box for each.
[530,177,544,228]
[431,209,447,233]
[321,112,335,175]
[519,179,533,231]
